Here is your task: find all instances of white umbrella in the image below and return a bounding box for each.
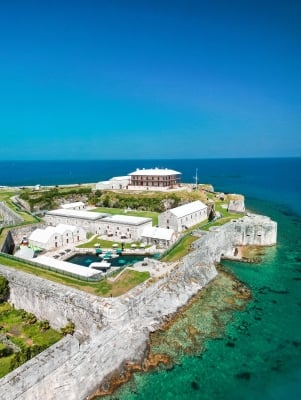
[131,243,137,248]
[112,243,118,248]
[140,243,146,248]
[94,243,100,247]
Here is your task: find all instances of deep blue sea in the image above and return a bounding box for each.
[1,158,301,399]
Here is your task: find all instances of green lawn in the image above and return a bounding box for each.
[0,255,150,297]
[76,236,145,250]
[95,269,150,296]
[0,302,62,378]
[92,207,159,225]
[161,235,199,262]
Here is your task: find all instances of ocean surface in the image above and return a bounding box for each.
[1,158,301,399]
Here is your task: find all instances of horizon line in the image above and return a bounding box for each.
[0,156,300,162]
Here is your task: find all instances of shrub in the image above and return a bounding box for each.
[21,310,37,325]
[0,343,13,357]
[0,276,9,303]
[38,320,50,332]
[60,321,75,336]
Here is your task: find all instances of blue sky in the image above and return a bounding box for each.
[0,0,300,160]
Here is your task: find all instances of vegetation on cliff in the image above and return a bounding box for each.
[0,276,9,302]
[0,301,62,378]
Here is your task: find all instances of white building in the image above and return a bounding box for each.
[61,201,86,210]
[96,176,130,190]
[44,209,109,234]
[141,226,177,248]
[44,209,152,241]
[127,168,181,191]
[29,227,57,250]
[98,215,152,241]
[35,255,102,279]
[28,224,86,250]
[158,200,208,233]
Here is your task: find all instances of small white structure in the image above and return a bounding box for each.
[29,224,86,250]
[96,176,130,190]
[28,227,57,251]
[141,226,176,248]
[61,201,86,211]
[158,200,208,233]
[14,246,35,260]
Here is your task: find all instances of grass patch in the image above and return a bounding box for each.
[161,235,198,262]
[76,236,145,250]
[92,207,159,225]
[98,269,150,297]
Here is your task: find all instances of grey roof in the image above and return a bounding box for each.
[102,214,152,226]
[169,200,207,218]
[142,226,175,240]
[46,209,109,220]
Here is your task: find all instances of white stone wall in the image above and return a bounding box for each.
[97,219,152,241]
[44,214,99,235]
[159,207,207,233]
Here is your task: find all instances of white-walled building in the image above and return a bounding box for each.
[61,201,86,210]
[127,168,181,191]
[28,224,86,250]
[96,176,130,190]
[158,200,208,233]
[98,215,152,241]
[141,226,177,248]
[44,209,152,240]
[44,209,109,234]
[29,227,57,250]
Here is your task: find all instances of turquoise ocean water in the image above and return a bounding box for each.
[1,158,300,399]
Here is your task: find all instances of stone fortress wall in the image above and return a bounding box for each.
[0,213,277,400]
[0,202,23,228]
[0,223,46,254]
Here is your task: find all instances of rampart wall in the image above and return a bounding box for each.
[0,202,23,228]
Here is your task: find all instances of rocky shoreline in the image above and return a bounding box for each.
[89,266,252,399]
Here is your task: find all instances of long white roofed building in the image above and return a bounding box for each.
[44,209,109,234]
[158,200,208,233]
[98,215,152,241]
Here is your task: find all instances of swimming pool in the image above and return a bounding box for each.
[67,253,150,268]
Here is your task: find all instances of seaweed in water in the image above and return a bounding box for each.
[235,372,251,380]
[191,381,200,390]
